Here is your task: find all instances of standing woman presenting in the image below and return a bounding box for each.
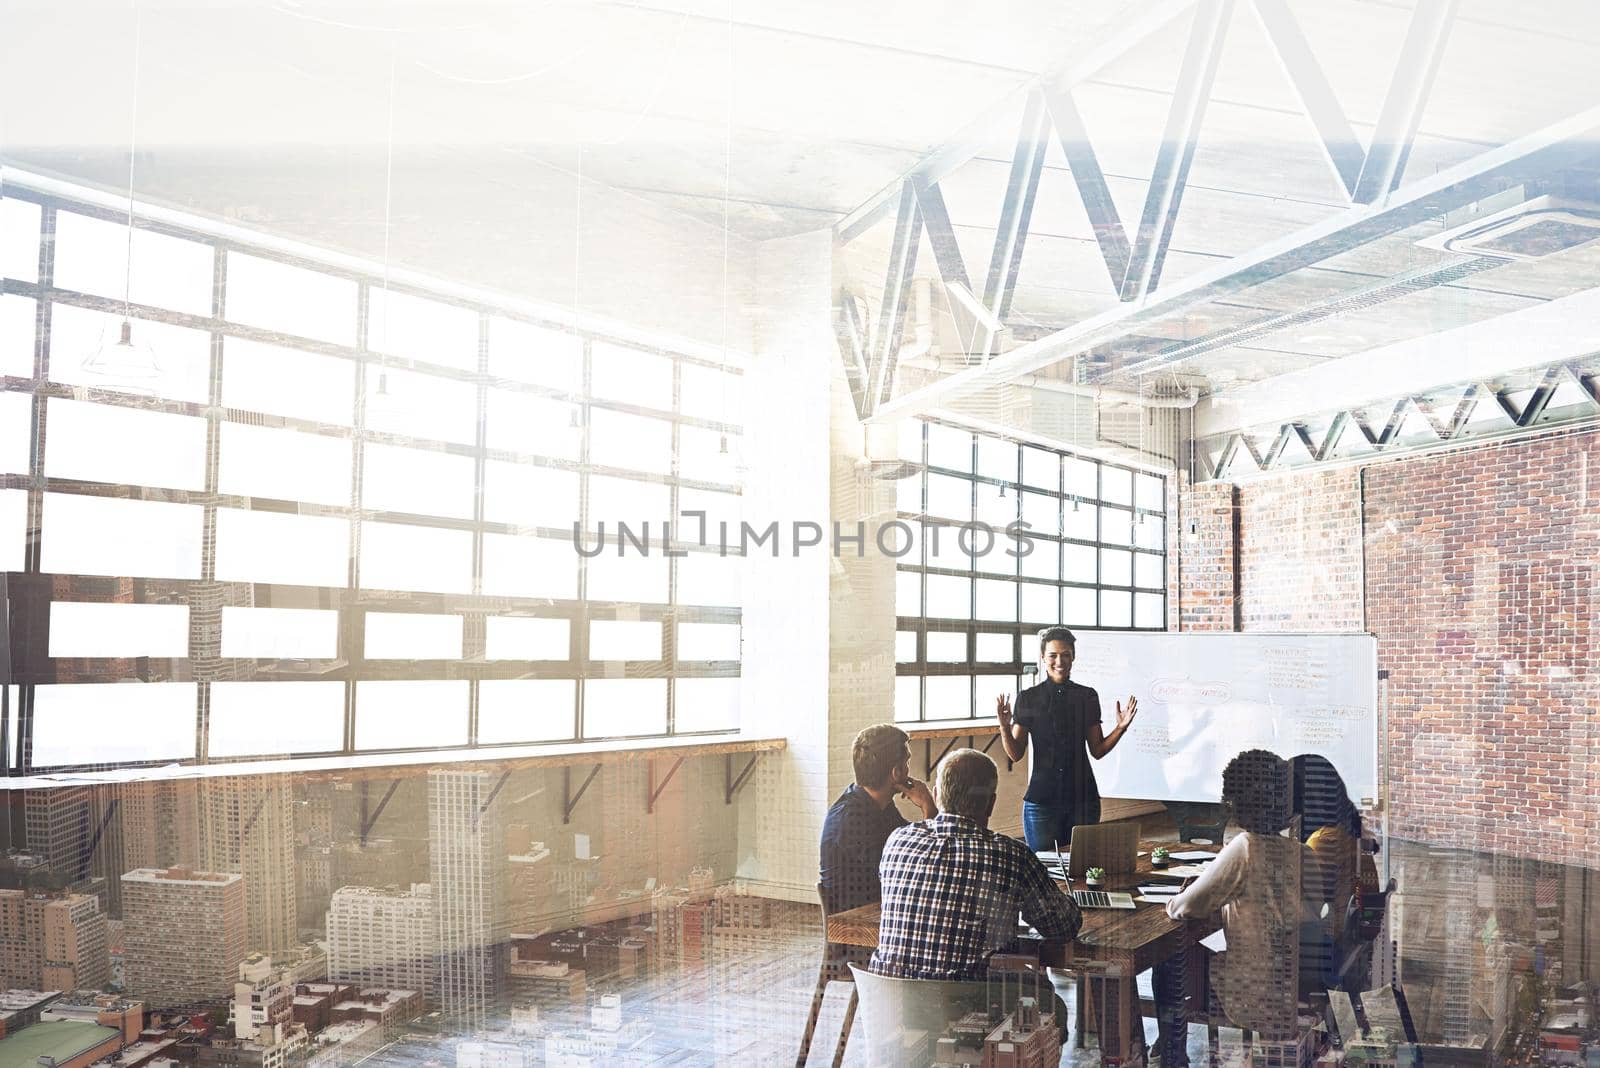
[996,626,1139,851]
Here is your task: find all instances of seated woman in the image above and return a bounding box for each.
[1152,750,1324,1066]
[1291,753,1379,988]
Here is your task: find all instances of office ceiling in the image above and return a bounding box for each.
[7,0,1600,429]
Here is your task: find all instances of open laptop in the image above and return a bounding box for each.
[1068,822,1139,878]
[1047,838,1136,910]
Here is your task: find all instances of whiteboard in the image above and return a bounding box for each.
[1060,632,1377,804]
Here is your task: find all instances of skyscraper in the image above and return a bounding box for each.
[428,770,506,1029]
[0,888,110,991]
[122,867,247,1008]
[326,884,435,1001]
[198,776,297,957]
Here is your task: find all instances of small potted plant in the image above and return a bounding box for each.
[1151,847,1170,869]
[1085,866,1106,889]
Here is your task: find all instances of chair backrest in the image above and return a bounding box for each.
[847,965,998,1068]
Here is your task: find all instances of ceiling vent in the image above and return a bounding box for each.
[1417,195,1600,260]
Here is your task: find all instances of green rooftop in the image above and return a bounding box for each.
[0,1019,120,1068]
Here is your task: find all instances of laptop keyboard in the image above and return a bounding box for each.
[1074,890,1113,908]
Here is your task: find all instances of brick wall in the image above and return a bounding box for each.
[1174,429,1600,867]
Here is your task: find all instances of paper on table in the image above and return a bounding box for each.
[1135,896,1173,905]
[1160,864,1210,878]
[1035,851,1067,862]
[1170,850,1220,861]
[1137,884,1181,895]
[1199,928,1228,953]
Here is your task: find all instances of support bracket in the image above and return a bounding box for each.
[725,752,762,805]
[358,779,401,847]
[563,764,601,825]
[647,757,686,815]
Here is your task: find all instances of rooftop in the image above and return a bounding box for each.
[0,1019,120,1068]
[0,991,59,1013]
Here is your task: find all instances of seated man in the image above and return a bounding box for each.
[871,748,1081,981]
[819,724,937,916]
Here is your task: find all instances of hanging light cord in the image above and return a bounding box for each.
[717,0,735,454]
[121,7,143,324]
[375,38,398,388]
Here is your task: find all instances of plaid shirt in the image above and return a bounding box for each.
[870,813,1082,980]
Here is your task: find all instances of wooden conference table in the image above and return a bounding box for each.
[827,839,1221,1064]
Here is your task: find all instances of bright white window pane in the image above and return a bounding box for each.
[925,521,969,572]
[1100,548,1133,587]
[1021,491,1059,538]
[1100,506,1134,547]
[590,620,661,660]
[926,424,972,471]
[1065,457,1097,500]
[896,472,923,516]
[1021,539,1059,582]
[486,389,580,459]
[365,613,462,659]
[1136,592,1164,629]
[1021,582,1057,624]
[218,423,351,507]
[48,304,210,403]
[33,683,196,766]
[356,680,468,749]
[925,675,972,719]
[897,421,923,463]
[1063,501,1097,541]
[221,607,338,659]
[54,212,212,316]
[362,443,475,519]
[3,686,13,768]
[1101,466,1133,506]
[583,678,667,738]
[588,409,672,476]
[679,621,740,661]
[673,552,735,607]
[222,338,355,427]
[1135,552,1164,590]
[975,633,1013,662]
[895,631,917,663]
[488,317,582,392]
[1,294,35,377]
[360,522,472,594]
[674,677,738,732]
[1064,586,1097,626]
[44,399,205,490]
[1022,447,1057,489]
[484,617,569,660]
[678,424,739,483]
[49,602,188,658]
[368,370,477,445]
[478,679,575,743]
[1064,543,1097,584]
[215,508,347,587]
[678,363,741,422]
[0,198,41,283]
[0,490,26,571]
[926,474,971,521]
[589,475,670,535]
[976,436,1016,481]
[367,288,478,371]
[896,570,921,616]
[676,488,740,546]
[927,631,966,663]
[1136,473,1164,511]
[895,675,920,723]
[975,578,1016,621]
[481,534,577,599]
[1135,514,1165,552]
[926,574,970,619]
[589,342,671,410]
[484,461,579,531]
[0,392,29,474]
[226,251,357,346]
[209,681,344,757]
[975,482,1015,537]
[1100,590,1132,629]
[42,493,202,579]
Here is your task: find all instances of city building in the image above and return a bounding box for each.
[197,778,297,959]
[37,991,145,1044]
[428,771,506,1028]
[0,890,109,992]
[326,884,434,1001]
[0,990,60,1037]
[228,956,294,1042]
[120,868,247,1009]
[0,1018,122,1068]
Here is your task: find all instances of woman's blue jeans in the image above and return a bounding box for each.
[1021,800,1079,853]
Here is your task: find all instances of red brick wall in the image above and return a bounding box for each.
[1237,468,1363,632]
[1173,429,1600,867]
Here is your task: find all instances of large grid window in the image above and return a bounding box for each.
[0,183,743,772]
[893,418,1167,723]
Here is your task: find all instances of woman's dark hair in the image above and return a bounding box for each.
[1290,754,1361,841]
[1221,749,1291,835]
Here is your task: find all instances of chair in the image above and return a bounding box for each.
[1164,800,1233,844]
[795,882,861,1068]
[848,964,1059,1068]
